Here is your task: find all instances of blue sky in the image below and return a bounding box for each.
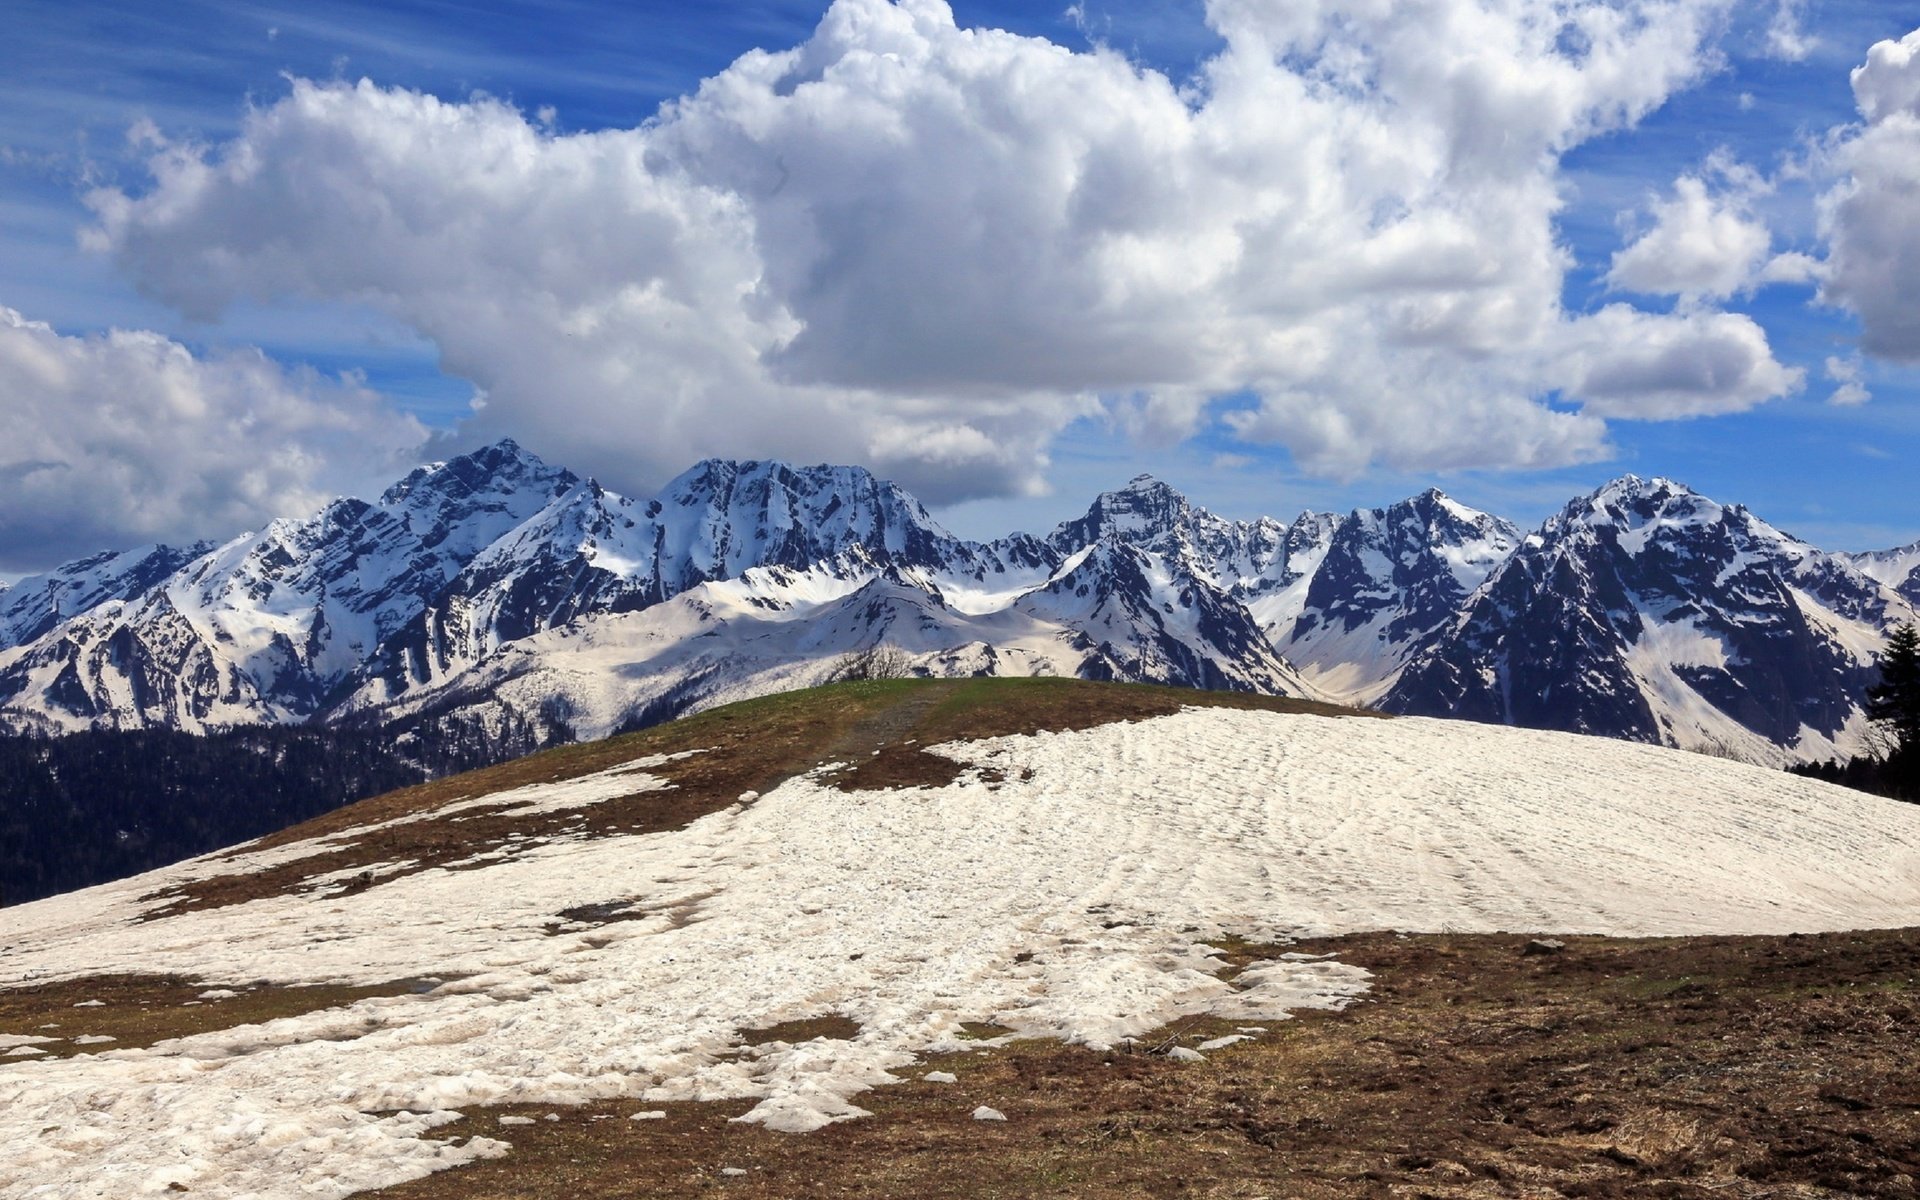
[2,0,1917,573]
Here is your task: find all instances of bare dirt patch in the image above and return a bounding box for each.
[368,927,1920,1200]
[739,1016,864,1047]
[135,680,1373,920]
[0,974,427,1060]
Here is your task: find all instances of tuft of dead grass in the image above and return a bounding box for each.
[0,974,430,1060]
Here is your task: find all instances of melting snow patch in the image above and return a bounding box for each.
[972,1106,1007,1122]
[0,1035,57,1049]
[630,1110,667,1121]
[498,1115,535,1126]
[5,709,1920,1197]
[1197,1035,1252,1051]
[71,999,103,1008]
[71,1035,116,1046]
[923,1071,958,1084]
[5,1045,48,1057]
[198,988,240,1000]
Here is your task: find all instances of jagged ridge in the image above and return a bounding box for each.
[1,447,1913,762]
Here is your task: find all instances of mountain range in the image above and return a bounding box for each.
[2,439,1915,765]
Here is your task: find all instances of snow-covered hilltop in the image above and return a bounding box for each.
[0,444,1913,761]
[5,683,1920,1198]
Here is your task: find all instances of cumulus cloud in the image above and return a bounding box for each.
[1608,168,1774,299]
[1820,26,1920,361]
[1607,150,1829,301]
[1554,305,1803,418]
[0,307,425,572]
[84,0,1795,499]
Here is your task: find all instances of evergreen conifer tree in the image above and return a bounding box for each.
[1866,622,1920,794]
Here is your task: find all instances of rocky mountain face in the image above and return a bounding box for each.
[0,543,214,649]
[1,446,1913,762]
[0,441,577,733]
[1385,477,1909,762]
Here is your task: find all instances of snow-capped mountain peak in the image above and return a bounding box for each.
[1849,539,1920,605]
[2,453,1912,764]
[1388,474,1915,763]
[1045,474,1196,554]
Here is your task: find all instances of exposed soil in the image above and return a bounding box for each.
[365,927,1920,1200]
[740,1016,864,1047]
[134,679,1371,920]
[0,974,427,1060]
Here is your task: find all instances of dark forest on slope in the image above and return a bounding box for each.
[0,718,551,907]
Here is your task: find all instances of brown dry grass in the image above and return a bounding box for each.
[369,928,1920,1200]
[0,974,426,1060]
[740,1016,864,1047]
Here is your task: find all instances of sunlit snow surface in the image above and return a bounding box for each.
[7,709,1920,1198]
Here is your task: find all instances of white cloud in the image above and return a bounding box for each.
[1824,354,1870,407]
[0,307,425,571]
[1607,151,1827,301]
[1820,27,1920,362]
[1554,305,1804,419]
[84,0,1792,499]
[1763,0,1816,62]
[1608,169,1774,299]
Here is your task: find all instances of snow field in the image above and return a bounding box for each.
[5,709,1920,1197]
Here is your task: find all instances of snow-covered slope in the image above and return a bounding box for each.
[1025,476,1520,704]
[6,694,1920,1198]
[1386,477,1918,763]
[351,541,1311,742]
[1262,490,1521,703]
[1850,540,1920,606]
[1,450,1317,736]
[0,542,214,651]
[347,457,1052,705]
[0,441,576,733]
